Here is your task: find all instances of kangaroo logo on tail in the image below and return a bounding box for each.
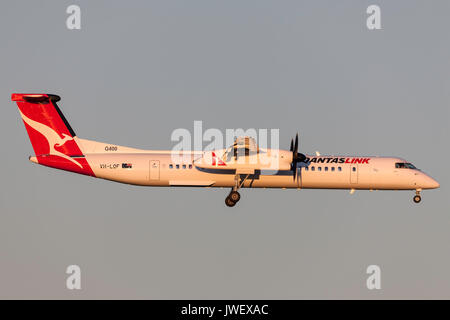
[19,110,83,169]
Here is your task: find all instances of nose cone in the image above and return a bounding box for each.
[423,175,440,189]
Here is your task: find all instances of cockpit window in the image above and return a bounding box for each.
[404,163,417,169]
[395,162,417,169]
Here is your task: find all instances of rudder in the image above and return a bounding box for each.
[12,93,95,176]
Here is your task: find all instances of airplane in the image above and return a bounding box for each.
[12,93,439,207]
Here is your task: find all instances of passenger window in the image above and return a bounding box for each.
[169,164,173,169]
[311,166,315,171]
[338,167,342,171]
[318,167,322,171]
[176,164,180,169]
[352,167,356,172]
[182,164,186,169]
[331,167,335,172]
[325,167,328,171]
[189,164,192,169]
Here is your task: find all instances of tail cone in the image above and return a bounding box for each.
[29,156,38,164]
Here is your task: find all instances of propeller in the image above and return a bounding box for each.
[290,133,307,181]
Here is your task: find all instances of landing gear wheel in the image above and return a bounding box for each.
[413,195,421,203]
[225,197,236,207]
[229,191,240,203]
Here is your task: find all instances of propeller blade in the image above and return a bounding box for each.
[294,133,298,155]
[298,152,306,162]
[290,133,307,181]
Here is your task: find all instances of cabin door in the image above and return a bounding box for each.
[350,164,358,184]
[149,160,160,180]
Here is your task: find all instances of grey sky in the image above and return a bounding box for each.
[0,0,449,299]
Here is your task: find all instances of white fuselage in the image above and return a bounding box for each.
[66,139,439,191]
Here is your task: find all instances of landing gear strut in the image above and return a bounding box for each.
[224,173,250,207]
[413,190,421,203]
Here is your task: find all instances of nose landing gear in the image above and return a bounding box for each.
[413,190,421,203]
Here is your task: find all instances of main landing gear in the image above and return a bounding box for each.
[413,190,421,203]
[225,173,250,207]
[225,194,238,207]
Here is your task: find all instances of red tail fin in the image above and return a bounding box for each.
[12,93,94,176]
